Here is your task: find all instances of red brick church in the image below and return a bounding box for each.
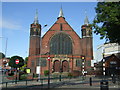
[27,8,93,76]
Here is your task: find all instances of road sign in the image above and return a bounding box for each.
[15,59,19,64]
[48,55,50,61]
[26,68,31,74]
[36,66,40,74]
[82,71,87,73]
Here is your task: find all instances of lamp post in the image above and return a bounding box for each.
[0,37,8,60]
[59,58,62,81]
[15,59,20,84]
[0,37,8,82]
[37,24,47,81]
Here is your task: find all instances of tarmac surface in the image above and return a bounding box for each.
[1,76,120,90]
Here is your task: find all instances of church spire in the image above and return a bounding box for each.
[34,9,39,24]
[84,10,89,25]
[84,16,89,25]
[58,6,64,18]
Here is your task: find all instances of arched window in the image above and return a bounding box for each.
[50,33,72,55]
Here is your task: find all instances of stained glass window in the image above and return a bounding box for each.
[36,58,46,67]
[36,58,39,66]
[31,61,34,67]
[40,58,47,67]
[76,59,82,67]
[86,61,91,67]
[50,33,72,54]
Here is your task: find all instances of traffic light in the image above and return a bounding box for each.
[81,55,85,76]
[81,55,85,61]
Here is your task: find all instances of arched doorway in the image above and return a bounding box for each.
[53,60,60,72]
[62,60,69,72]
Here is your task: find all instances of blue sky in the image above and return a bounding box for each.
[1,2,105,59]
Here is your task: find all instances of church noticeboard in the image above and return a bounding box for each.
[26,68,31,74]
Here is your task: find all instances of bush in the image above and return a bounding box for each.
[52,72,60,78]
[8,71,14,76]
[44,70,49,76]
[33,73,39,78]
[68,73,73,78]
[20,74,27,80]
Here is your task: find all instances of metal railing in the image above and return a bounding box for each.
[1,75,119,89]
[1,75,77,88]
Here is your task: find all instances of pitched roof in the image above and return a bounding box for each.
[103,54,120,62]
[49,17,73,31]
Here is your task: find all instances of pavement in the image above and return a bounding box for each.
[1,76,120,90]
[56,79,120,90]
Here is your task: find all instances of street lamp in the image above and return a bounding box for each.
[59,58,62,81]
[0,37,8,82]
[37,24,47,81]
[0,37,8,59]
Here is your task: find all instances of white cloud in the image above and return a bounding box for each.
[1,19,23,30]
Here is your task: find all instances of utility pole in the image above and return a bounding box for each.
[0,37,8,82]
[37,24,47,81]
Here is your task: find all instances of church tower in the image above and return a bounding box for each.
[81,15,92,38]
[29,10,41,56]
[28,8,93,75]
[81,15,93,70]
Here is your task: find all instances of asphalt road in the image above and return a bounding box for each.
[1,76,120,90]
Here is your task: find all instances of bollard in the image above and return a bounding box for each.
[37,79,39,82]
[15,79,17,84]
[100,80,109,90]
[112,77,116,84]
[26,80,27,87]
[90,77,92,86]
[41,79,43,86]
[32,73,34,79]
[59,75,61,81]
[6,82,8,88]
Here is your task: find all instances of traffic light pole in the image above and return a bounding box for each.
[48,55,50,88]
[102,49,106,80]
[81,56,85,80]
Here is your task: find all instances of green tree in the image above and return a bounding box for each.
[19,57,28,72]
[24,57,28,64]
[0,52,5,59]
[9,56,24,68]
[93,2,120,44]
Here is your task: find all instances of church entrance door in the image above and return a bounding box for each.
[53,60,60,72]
[62,60,69,72]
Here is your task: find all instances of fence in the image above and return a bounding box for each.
[1,75,77,89]
[1,75,119,89]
